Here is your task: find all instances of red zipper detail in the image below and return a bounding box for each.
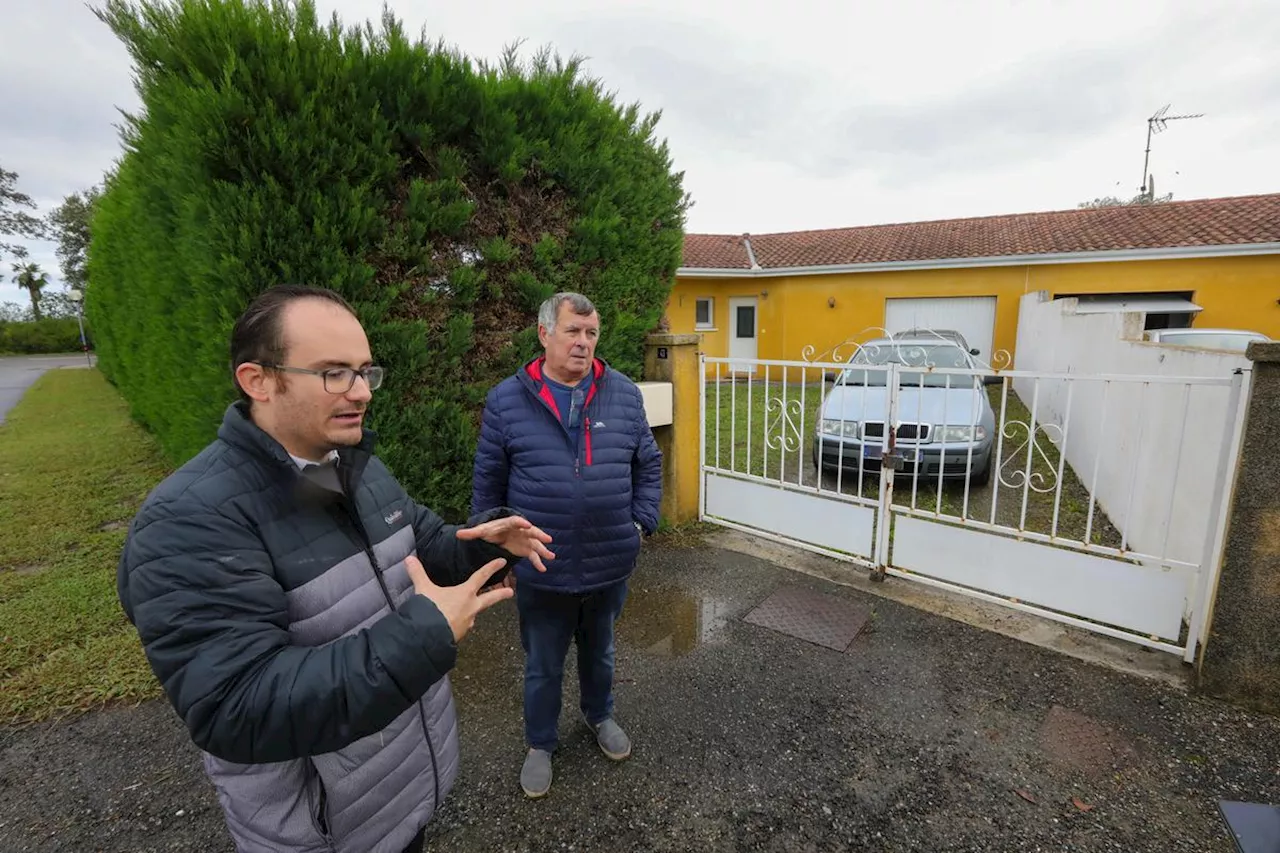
[583,381,598,468]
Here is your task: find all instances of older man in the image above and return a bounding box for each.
[118,284,554,852]
[472,291,663,798]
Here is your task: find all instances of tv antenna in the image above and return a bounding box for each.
[1140,104,1202,199]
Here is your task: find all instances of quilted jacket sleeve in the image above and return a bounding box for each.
[119,508,459,765]
[631,388,664,534]
[471,387,509,516]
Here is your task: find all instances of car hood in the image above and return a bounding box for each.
[820,384,989,427]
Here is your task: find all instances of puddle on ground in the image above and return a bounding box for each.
[451,583,736,711]
[617,584,733,658]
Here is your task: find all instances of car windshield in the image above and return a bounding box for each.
[839,343,973,388]
[897,330,962,346]
[1156,331,1265,353]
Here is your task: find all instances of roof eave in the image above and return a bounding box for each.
[676,241,1280,278]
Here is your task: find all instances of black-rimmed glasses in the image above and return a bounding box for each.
[259,363,385,394]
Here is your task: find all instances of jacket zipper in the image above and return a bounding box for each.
[341,502,394,609]
[538,387,585,478]
[530,366,599,559]
[575,423,583,479]
[531,362,601,480]
[340,501,442,814]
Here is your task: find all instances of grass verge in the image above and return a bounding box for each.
[650,519,718,548]
[0,368,170,724]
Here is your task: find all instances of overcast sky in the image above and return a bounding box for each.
[4,0,1279,307]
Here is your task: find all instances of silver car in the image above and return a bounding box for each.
[891,327,981,356]
[813,338,997,484]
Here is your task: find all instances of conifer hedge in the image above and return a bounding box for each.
[87,0,688,519]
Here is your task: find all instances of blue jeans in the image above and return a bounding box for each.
[515,580,629,752]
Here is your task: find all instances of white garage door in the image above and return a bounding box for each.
[884,297,998,360]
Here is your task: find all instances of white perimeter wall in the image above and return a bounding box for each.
[1013,291,1246,570]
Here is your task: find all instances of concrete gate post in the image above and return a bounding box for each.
[643,333,702,527]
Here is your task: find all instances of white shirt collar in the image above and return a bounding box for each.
[288,449,339,470]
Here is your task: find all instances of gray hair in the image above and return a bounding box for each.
[538,292,597,332]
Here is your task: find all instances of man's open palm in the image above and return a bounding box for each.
[456,515,555,572]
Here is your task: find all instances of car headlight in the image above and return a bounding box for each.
[936,425,987,443]
[819,419,860,437]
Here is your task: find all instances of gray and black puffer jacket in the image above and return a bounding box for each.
[117,402,514,853]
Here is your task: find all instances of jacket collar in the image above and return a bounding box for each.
[522,356,607,389]
[217,401,376,498]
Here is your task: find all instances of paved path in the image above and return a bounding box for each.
[0,354,96,424]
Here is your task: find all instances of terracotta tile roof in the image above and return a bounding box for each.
[680,193,1280,271]
[682,233,754,270]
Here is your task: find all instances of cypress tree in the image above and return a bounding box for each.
[88,0,688,519]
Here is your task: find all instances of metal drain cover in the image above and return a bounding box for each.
[742,584,870,651]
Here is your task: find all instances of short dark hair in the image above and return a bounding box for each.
[229,285,356,403]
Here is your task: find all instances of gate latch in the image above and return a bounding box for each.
[882,450,905,472]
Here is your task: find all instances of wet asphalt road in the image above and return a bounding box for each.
[2,539,1278,852]
[0,354,95,423]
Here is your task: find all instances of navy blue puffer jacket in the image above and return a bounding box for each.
[472,357,663,593]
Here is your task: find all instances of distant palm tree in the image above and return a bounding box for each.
[11,262,50,321]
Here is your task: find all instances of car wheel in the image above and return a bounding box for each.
[971,456,992,488]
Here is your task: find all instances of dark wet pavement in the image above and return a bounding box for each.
[426,538,1280,852]
[2,537,1278,852]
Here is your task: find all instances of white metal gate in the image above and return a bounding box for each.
[699,338,1249,661]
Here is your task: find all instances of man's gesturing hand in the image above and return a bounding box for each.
[456,515,555,573]
[405,555,513,642]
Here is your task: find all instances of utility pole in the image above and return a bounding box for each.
[1140,104,1203,200]
[67,288,92,367]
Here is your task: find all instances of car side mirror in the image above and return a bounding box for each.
[970,348,980,356]
[824,370,837,383]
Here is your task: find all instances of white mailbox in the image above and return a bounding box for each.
[636,381,673,427]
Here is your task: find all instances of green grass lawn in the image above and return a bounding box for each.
[0,369,170,724]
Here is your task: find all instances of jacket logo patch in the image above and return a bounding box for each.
[384,509,404,526]
[592,421,606,428]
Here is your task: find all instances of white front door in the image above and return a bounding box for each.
[728,297,758,371]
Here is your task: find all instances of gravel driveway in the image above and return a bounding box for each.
[2,540,1276,852]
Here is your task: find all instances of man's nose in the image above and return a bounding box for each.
[347,376,374,403]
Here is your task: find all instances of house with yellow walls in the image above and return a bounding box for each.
[669,193,1280,369]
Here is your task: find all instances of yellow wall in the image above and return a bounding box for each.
[667,281,787,378]
[1029,255,1279,335]
[670,254,1280,365]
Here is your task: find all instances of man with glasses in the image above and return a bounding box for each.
[117,284,555,853]
[472,291,663,798]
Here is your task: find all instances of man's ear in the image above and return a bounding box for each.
[234,362,274,403]
[537,324,551,348]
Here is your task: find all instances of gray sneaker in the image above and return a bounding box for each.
[587,717,632,761]
[520,748,553,798]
